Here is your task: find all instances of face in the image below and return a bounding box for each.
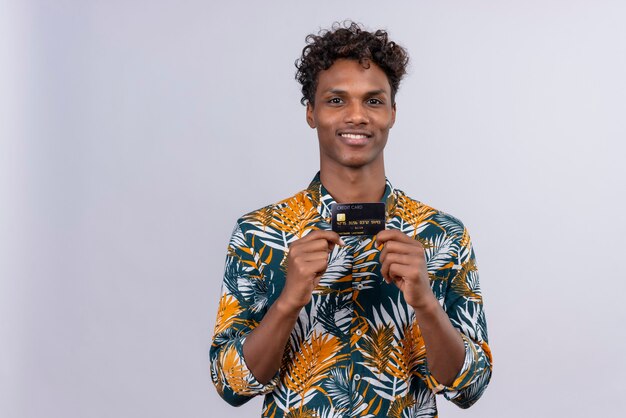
[306,59,396,171]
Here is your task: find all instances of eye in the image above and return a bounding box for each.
[367,98,384,105]
[328,97,343,104]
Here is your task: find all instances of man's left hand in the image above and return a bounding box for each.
[376,229,435,310]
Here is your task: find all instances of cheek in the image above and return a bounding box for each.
[316,122,337,137]
[378,121,394,134]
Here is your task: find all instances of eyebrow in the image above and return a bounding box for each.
[325,88,389,96]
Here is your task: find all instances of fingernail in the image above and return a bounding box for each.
[339,238,346,246]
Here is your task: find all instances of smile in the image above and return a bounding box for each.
[337,132,372,146]
[339,133,370,139]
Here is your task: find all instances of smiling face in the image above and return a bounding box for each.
[306,59,396,172]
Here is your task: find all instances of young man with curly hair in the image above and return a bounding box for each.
[211,22,492,417]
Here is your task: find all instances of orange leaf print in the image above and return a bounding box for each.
[396,194,436,237]
[451,258,482,302]
[272,194,319,238]
[285,407,319,418]
[219,344,255,396]
[242,205,274,229]
[388,321,426,381]
[283,331,347,397]
[361,324,395,375]
[213,294,243,335]
[387,394,417,418]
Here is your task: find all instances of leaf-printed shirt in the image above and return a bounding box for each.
[210,173,492,418]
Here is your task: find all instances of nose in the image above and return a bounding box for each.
[344,101,369,125]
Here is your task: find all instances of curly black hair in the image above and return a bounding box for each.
[295,21,409,106]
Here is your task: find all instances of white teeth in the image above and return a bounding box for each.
[341,133,367,139]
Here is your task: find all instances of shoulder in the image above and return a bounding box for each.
[233,187,317,233]
[393,188,467,239]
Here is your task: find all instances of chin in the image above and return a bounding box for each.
[338,158,375,169]
[340,153,382,168]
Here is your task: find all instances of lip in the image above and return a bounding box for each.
[337,130,372,146]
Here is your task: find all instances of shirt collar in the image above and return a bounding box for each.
[306,171,398,222]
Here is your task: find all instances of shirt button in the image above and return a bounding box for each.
[354,374,361,381]
[356,283,363,290]
[355,329,362,336]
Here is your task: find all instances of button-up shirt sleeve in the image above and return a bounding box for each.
[209,221,280,406]
[424,225,493,408]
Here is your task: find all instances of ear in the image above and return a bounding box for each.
[306,102,316,128]
[390,102,397,128]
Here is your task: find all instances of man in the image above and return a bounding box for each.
[210,22,492,417]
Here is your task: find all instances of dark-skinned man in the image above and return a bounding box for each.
[211,22,492,418]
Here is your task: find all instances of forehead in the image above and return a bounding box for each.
[315,59,391,96]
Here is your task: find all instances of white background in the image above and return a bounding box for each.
[2,1,625,417]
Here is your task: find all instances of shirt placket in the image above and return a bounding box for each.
[314,178,394,417]
[345,235,368,417]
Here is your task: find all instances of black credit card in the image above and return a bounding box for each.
[331,202,386,236]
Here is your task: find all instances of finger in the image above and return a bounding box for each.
[305,230,345,247]
[389,263,417,281]
[289,257,330,280]
[290,238,334,256]
[380,241,420,262]
[381,260,410,285]
[301,249,333,264]
[380,257,391,283]
[299,252,332,263]
[308,258,331,277]
[377,231,423,259]
[380,252,414,268]
[376,229,412,244]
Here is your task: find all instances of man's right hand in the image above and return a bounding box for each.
[278,230,344,313]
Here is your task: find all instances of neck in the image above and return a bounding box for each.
[319,160,386,204]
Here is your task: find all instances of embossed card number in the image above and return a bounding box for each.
[331,202,386,236]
